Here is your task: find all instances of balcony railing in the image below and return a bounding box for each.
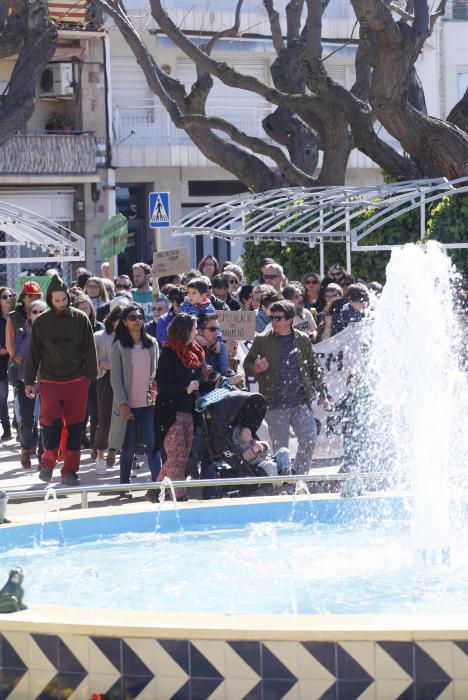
[113,98,275,145]
[0,132,98,175]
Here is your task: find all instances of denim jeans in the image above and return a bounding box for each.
[266,403,317,474]
[120,406,161,484]
[0,379,9,429]
[257,447,292,476]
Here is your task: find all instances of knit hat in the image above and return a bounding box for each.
[46,275,70,308]
[21,280,41,296]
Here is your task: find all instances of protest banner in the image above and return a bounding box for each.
[217,310,256,342]
[312,322,368,460]
[100,214,128,260]
[153,247,190,277]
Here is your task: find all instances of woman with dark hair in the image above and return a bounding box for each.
[303,272,321,309]
[93,305,123,474]
[239,284,254,310]
[109,304,159,496]
[154,313,204,500]
[197,255,219,280]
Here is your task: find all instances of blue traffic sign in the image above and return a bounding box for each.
[149,191,170,228]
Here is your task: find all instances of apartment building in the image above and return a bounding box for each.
[0,10,113,284]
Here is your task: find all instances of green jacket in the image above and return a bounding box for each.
[244,328,328,408]
[24,307,98,384]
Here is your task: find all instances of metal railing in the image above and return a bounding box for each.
[113,98,274,145]
[4,472,384,509]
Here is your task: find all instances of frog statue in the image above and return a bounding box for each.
[0,490,10,524]
[0,567,27,613]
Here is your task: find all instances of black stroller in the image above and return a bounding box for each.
[195,382,271,496]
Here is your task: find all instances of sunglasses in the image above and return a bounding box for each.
[1,294,12,300]
[270,315,286,321]
[127,314,143,321]
[305,279,319,285]
[229,279,238,285]
[116,284,131,290]
[30,309,43,315]
[264,274,280,280]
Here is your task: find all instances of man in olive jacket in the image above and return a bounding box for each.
[244,300,330,473]
[24,275,98,485]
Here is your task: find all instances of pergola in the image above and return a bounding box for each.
[0,200,85,265]
[171,177,468,274]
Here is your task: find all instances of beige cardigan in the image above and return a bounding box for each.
[108,337,159,451]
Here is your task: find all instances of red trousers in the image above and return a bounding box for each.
[39,376,90,475]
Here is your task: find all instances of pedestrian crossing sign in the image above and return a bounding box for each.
[149,191,170,228]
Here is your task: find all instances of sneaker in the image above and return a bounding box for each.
[106,449,116,467]
[61,472,80,486]
[38,467,53,483]
[95,457,107,475]
[20,449,31,469]
[118,490,133,499]
[145,489,159,503]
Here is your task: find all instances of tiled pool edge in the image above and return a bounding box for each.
[1,623,468,699]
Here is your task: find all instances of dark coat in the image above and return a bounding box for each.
[154,347,202,450]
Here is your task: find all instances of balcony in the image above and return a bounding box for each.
[112,99,402,171]
[0,132,99,177]
[113,98,274,146]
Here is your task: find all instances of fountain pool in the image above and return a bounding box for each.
[2,495,468,700]
[1,242,467,699]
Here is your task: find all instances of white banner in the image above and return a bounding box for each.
[312,322,368,460]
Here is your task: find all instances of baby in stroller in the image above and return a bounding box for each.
[233,425,293,477]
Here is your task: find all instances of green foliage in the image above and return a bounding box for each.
[242,193,467,283]
[425,195,468,277]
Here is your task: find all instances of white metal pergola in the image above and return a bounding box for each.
[170,177,468,275]
[0,200,85,265]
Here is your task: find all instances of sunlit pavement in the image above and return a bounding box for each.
[0,437,154,519]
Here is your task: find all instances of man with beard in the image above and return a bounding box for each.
[131,262,155,320]
[24,276,97,485]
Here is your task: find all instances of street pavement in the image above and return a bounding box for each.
[0,436,156,521]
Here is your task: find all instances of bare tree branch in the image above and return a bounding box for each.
[0,0,57,145]
[263,0,285,55]
[204,0,244,55]
[286,0,304,47]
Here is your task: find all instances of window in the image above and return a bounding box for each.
[458,71,468,99]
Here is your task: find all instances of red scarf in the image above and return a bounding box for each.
[164,338,205,369]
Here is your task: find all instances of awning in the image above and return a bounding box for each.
[0,200,85,264]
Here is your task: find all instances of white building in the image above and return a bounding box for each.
[106,0,468,270]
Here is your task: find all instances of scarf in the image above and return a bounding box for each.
[164,338,205,369]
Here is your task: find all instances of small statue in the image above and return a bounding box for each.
[0,567,27,613]
[0,491,10,524]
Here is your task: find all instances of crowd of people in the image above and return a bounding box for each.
[0,255,384,499]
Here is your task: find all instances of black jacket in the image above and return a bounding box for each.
[154,347,202,450]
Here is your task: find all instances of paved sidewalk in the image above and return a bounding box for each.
[0,437,155,520]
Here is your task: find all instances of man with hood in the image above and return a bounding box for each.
[24,275,98,485]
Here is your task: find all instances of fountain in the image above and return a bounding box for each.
[0,242,467,698]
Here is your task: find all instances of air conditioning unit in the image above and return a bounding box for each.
[39,63,74,98]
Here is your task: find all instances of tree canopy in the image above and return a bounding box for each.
[99,0,468,191]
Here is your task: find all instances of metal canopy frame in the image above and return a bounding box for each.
[0,200,85,264]
[170,177,468,273]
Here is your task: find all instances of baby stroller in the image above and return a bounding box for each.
[195,382,270,496]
